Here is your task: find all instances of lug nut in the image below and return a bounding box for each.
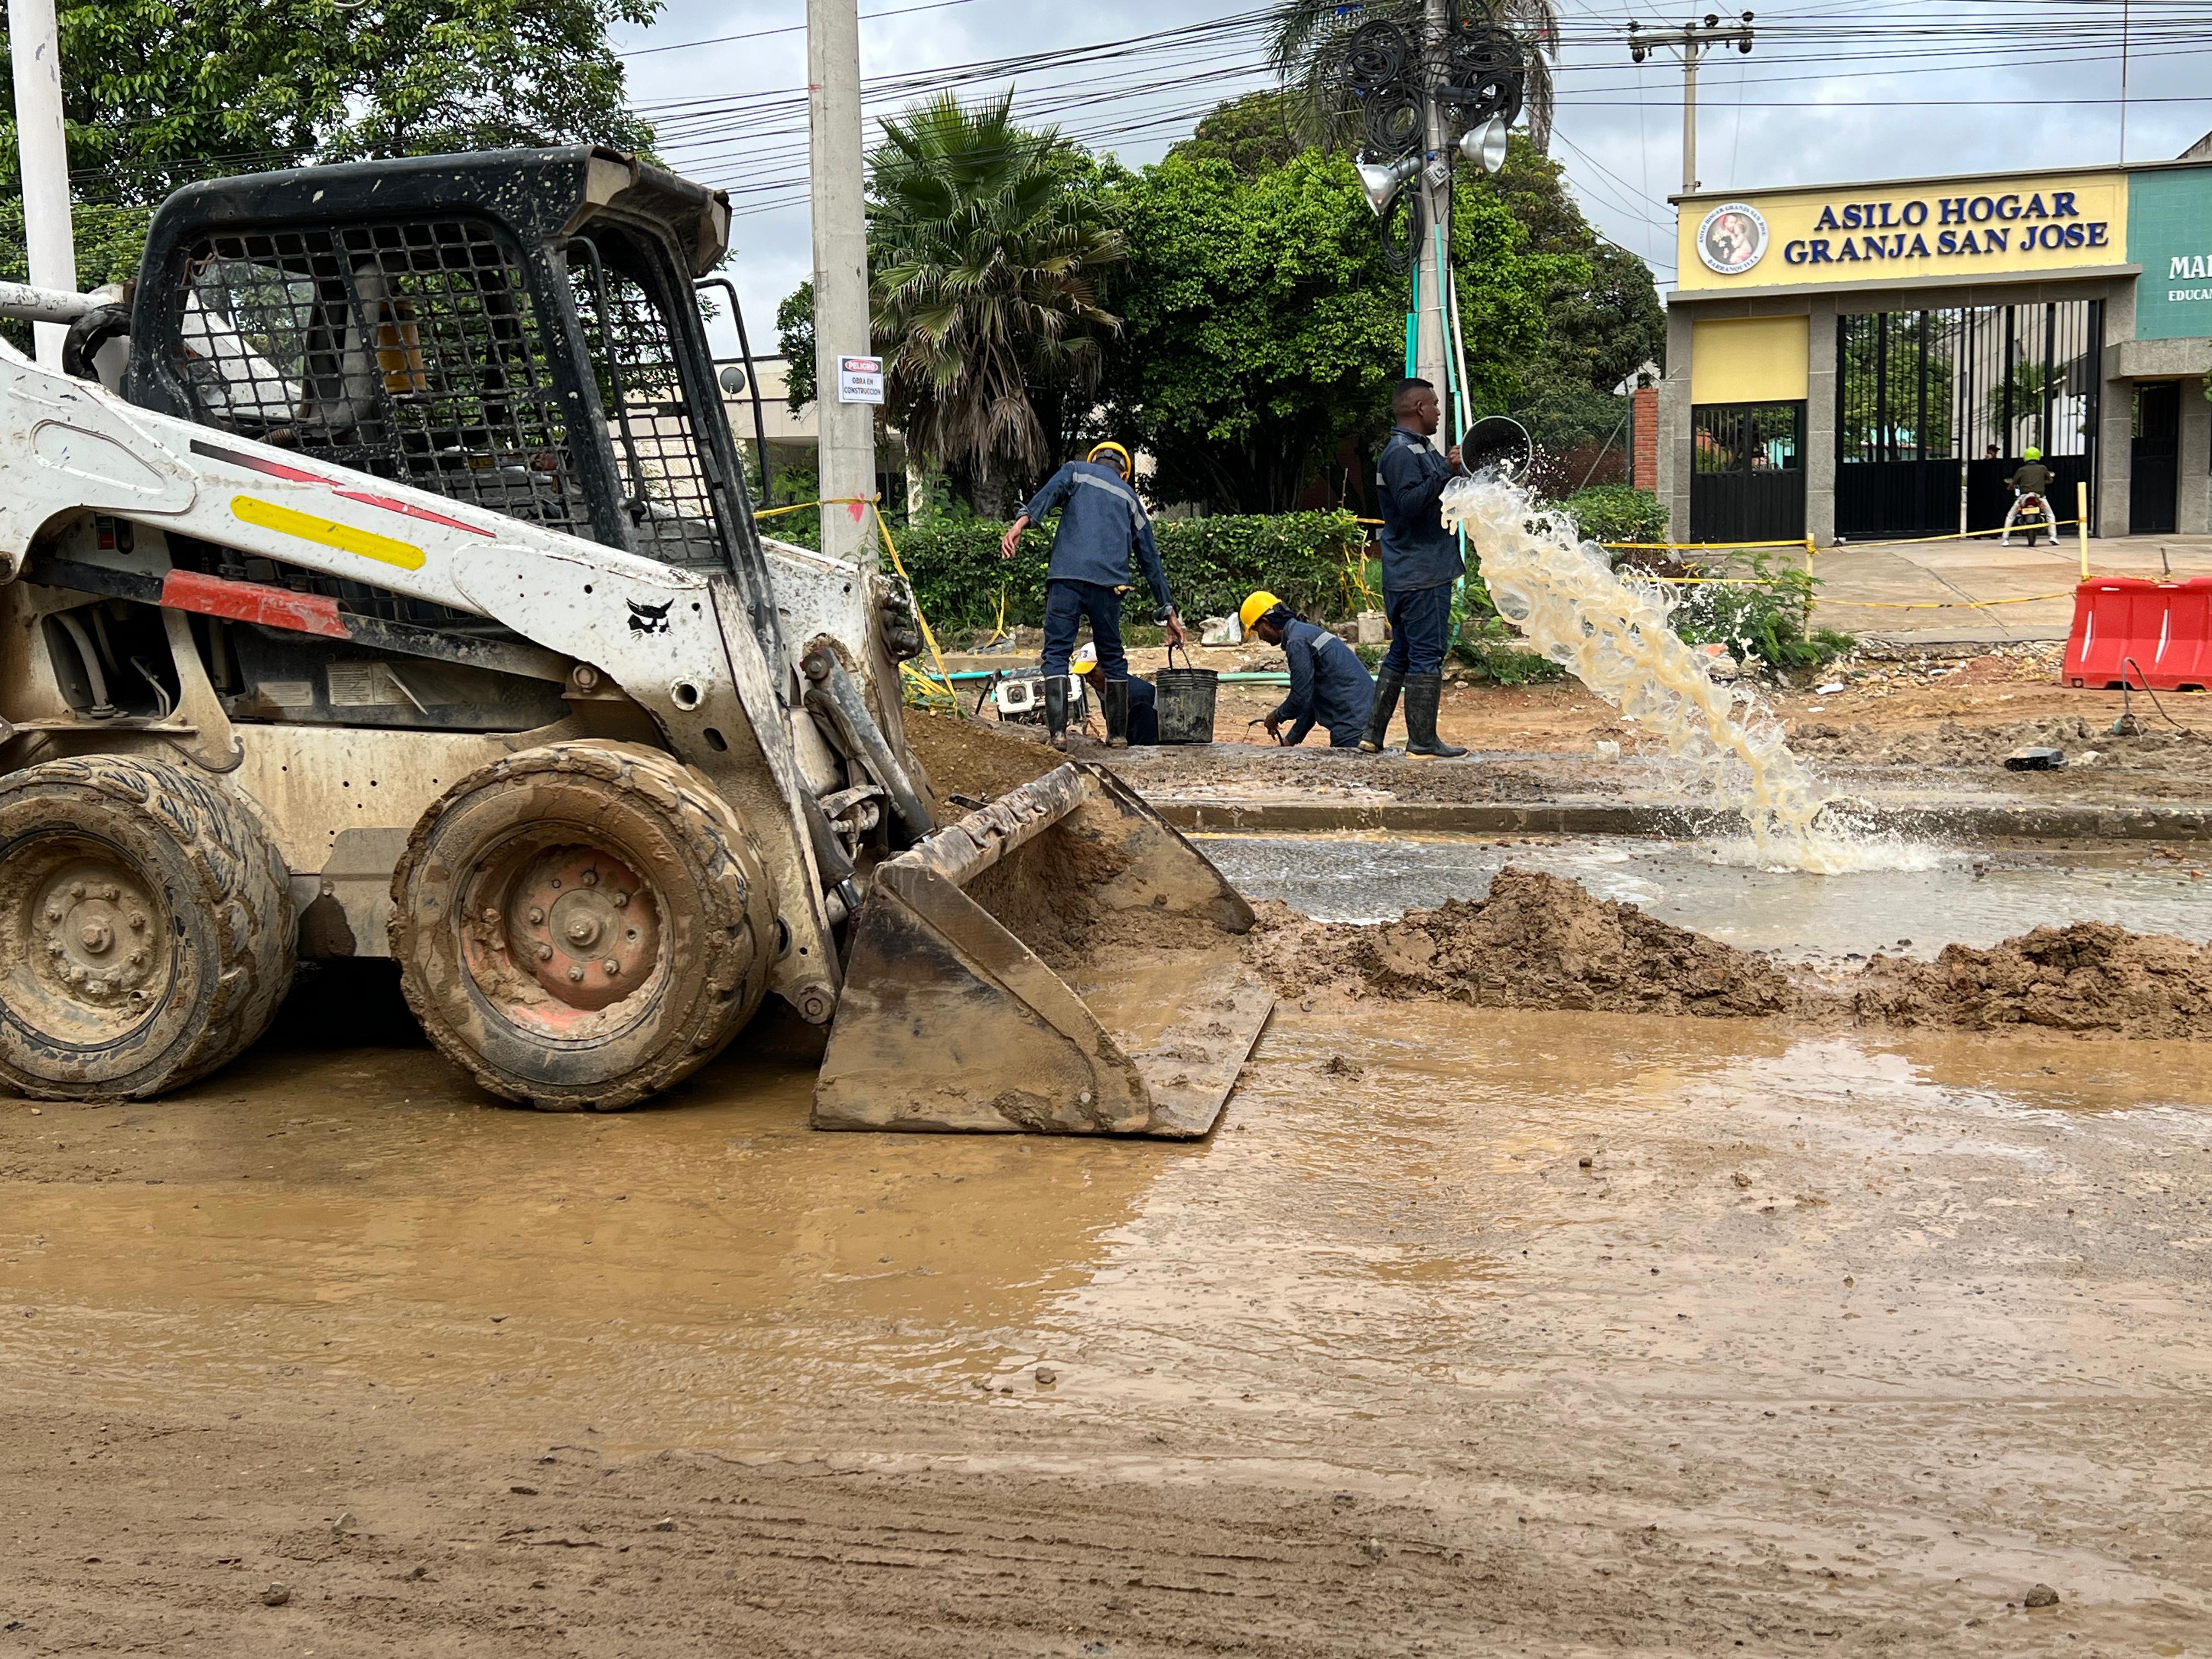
[69,883,85,900]
[582,870,599,887]
[536,943,554,962]
[567,965,585,983]
[98,885,117,901]
[527,906,545,925]
[128,912,145,931]
[482,906,500,924]
[128,951,145,967]
[43,906,61,925]
[602,958,620,975]
[613,891,630,908]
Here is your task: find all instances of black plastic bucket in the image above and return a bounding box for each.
[1152,644,1218,744]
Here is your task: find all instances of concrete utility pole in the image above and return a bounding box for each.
[8,0,77,368]
[806,0,877,568]
[1627,12,1754,195]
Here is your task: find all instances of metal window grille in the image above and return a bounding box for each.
[179,219,595,546]
[1835,301,2101,538]
[565,229,734,568]
[1837,301,2101,465]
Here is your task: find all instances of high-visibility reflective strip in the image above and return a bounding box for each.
[230,495,426,571]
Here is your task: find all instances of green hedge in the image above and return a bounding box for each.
[894,510,1367,636]
[1560,484,1668,548]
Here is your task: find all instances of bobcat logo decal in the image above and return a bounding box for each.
[627,599,673,635]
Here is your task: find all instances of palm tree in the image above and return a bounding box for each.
[867,91,1125,515]
[1266,0,1560,155]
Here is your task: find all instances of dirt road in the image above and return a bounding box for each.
[4,972,2208,1655]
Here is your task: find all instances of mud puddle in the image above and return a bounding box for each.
[1202,830,2212,960]
[6,996,2212,1646]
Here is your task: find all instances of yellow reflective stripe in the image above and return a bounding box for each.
[230,495,425,571]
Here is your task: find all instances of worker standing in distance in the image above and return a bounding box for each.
[1002,441,1186,751]
[1240,591,1375,748]
[1358,379,1469,759]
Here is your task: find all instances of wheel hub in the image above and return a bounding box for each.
[30,861,161,1011]
[497,845,659,1014]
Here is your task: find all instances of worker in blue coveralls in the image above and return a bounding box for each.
[1240,590,1374,748]
[1358,378,1469,759]
[1001,441,1185,751]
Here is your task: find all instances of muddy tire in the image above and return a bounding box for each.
[390,741,777,1111]
[0,754,295,1099]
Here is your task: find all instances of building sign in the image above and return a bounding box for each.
[836,354,885,404]
[1676,170,2128,291]
[2129,167,2212,341]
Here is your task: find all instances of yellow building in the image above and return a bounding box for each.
[1660,144,2212,545]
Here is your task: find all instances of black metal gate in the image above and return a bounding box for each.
[1836,301,2101,539]
[1691,402,1804,544]
[2131,382,2181,535]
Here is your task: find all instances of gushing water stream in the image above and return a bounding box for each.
[1442,475,1914,873]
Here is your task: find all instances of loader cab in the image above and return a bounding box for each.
[123,145,765,583]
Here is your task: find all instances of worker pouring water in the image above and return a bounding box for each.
[1359,379,1469,760]
[1002,441,1186,751]
[1240,592,1375,748]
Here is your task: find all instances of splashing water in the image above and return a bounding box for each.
[1441,473,1932,874]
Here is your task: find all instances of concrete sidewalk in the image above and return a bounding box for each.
[1807,532,2212,647]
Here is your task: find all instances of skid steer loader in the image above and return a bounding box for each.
[0,144,1270,1133]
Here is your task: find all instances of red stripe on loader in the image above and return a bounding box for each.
[332,489,495,537]
[160,568,350,640]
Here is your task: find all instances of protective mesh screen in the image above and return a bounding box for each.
[178,219,596,544]
[565,232,730,566]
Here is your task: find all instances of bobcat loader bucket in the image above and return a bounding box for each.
[814,763,1272,1136]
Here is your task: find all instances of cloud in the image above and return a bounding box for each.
[616,0,2212,356]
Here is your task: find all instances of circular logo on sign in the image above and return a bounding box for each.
[1697,202,1768,275]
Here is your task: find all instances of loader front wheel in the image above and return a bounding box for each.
[391,742,776,1110]
[0,755,295,1098]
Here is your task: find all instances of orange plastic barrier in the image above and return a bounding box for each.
[2063,577,2212,691]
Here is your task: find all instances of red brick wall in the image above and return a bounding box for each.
[1631,385,1658,492]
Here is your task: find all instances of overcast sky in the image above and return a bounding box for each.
[612,0,2212,361]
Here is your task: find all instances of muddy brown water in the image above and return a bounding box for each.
[4,978,2210,1651]
[1202,831,2212,960]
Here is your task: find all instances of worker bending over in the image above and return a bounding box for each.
[1241,591,1375,748]
[1359,378,1468,759]
[1069,643,1159,743]
[1002,441,1186,749]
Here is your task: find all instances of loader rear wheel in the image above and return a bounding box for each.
[390,742,776,1111]
[0,755,295,1098]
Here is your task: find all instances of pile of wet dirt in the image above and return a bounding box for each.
[905,710,1059,811]
[1846,922,2212,1039]
[1245,867,1797,1018]
[1248,866,2212,1039]
[1791,714,2202,769]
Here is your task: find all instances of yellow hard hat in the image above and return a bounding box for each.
[1087,441,1132,473]
[1239,590,1283,633]
[2023,445,2041,460]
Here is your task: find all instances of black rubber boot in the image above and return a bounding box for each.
[1103,678,1131,748]
[1403,673,1468,759]
[1357,666,1404,753]
[1044,674,1070,751]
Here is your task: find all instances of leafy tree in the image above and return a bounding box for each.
[867,92,1123,516]
[1095,150,1562,512]
[0,0,656,291]
[1169,90,1304,179]
[776,94,1123,515]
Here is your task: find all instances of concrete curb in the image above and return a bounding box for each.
[1150,797,2212,842]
